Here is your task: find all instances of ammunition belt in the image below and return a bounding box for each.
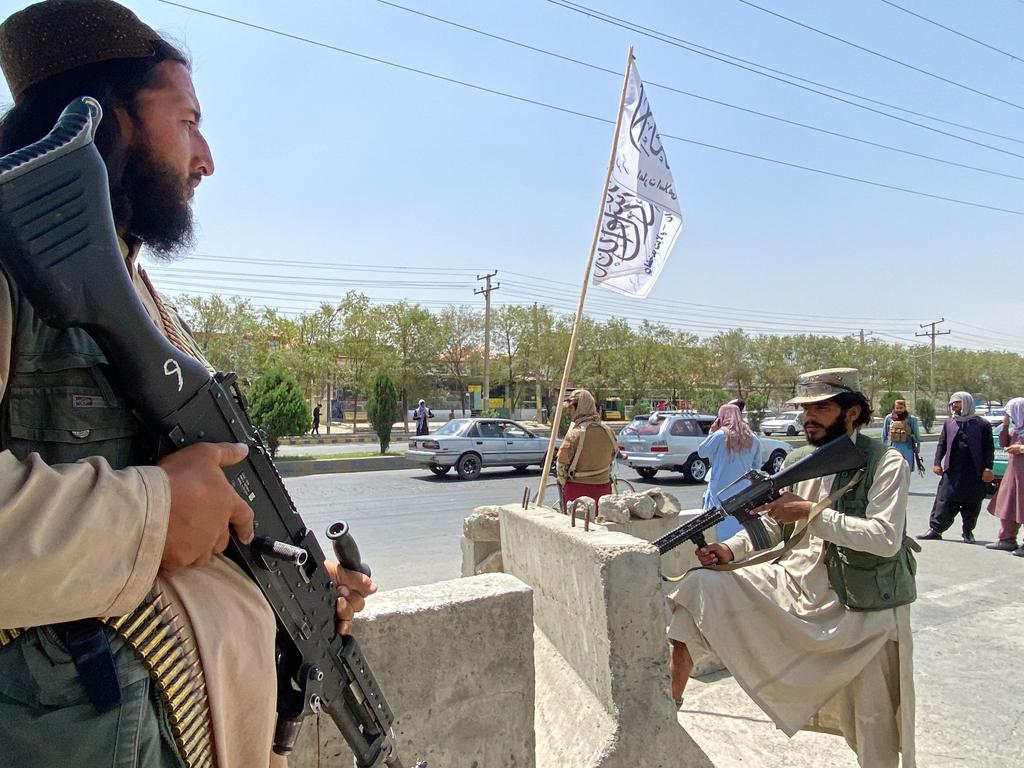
[0,588,213,768]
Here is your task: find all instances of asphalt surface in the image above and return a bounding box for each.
[284,461,1021,767]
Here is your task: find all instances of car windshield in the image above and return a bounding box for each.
[433,419,470,436]
[782,411,803,419]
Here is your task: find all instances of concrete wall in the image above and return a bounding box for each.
[500,504,713,768]
[291,573,535,768]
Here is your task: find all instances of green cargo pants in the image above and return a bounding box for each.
[0,626,186,768]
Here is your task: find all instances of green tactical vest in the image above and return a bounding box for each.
[787,433,918,612]
[1,275,159,468]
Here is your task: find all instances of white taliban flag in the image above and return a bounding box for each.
[592,61,682,298]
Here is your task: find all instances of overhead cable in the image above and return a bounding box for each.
[732,0,1024,112]
[376,0,1024,182]
[878,0,1023,62]
[156,1,1024,216]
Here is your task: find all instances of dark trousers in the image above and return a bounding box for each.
[929,497,983,536]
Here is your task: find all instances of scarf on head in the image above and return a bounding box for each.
[1006,397,1024,434]
[718,403,754,454]
[415,400,428,417]
[571,390,600,426]
[949,391,975,422]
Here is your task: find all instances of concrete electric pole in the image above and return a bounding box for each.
[915,318,951,400]
[475,272,499,409]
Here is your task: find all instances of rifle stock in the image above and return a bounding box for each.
[0,98,424,768]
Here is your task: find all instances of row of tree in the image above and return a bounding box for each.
[176,291,1024,419]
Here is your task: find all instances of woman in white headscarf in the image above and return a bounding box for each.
[919,391,995,543]
[986,397,1024,555]
[697,403,761,539]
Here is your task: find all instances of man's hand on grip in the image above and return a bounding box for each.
[158,442,253,577]
[324,561,377,636]
[696,543,734,567]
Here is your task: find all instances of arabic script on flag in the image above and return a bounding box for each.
[593,62,682,298]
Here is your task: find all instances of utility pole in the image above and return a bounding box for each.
[475,271,499,409]
[915,319,951,401]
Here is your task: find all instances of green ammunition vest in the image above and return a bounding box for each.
[787,433,918,612]
[0,276,159,467]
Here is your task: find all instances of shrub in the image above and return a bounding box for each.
[915,399,936,432]
[745,393,767,431]
[693,388,731,415]
[367,372,401,454]
[879,391,904,417]
[247,367,309,457]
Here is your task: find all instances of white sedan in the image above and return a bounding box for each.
[761,410,804,437]
[406,418,550,480]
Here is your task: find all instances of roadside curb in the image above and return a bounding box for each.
[276,455,407,477]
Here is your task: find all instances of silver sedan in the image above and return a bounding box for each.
[405,418,550,480]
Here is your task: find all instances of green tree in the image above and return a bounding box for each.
[915,399,936,432]
[247,366,308,457]
[745,393,768,431]
[437,305,481,416]
[175,294,270,384]
[693,388,731,415]
[366,372,400,454]
[879,391,904,417]
[386,302,442,432]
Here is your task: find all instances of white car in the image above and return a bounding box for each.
[618,411,792,482]
[976,406,1005,428]
[761,410,804,437]
[405,418,548,480]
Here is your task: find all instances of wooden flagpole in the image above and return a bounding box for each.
[536,45,634,509]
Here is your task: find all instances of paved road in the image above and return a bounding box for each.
[286,461,1022,766]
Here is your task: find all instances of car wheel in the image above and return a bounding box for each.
[513,464,530,472]
[428,463,450,476]
[684,455,709,483]
[456,453,482,480]
[786,425,797,436]
[636,467,658,479]
[766,450,787,475]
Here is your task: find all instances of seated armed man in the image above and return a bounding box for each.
[667,368,918,768]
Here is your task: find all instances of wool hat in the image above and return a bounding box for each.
[0,0,163,102]
[786,367,862,405]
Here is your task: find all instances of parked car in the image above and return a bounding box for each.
[977,406,1006,428]
[405,418,548,480]
[618,411,792,482]
[761,410,804,436]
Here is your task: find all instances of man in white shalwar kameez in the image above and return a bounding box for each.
[667,368,917,767]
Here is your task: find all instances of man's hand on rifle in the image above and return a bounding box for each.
[755,491,813,524]
[696,543,734,566]
[324,561,377,636]
[158,442,255,578]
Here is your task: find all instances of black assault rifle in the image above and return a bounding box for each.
[653,434,867,556]
[0,98,424,768]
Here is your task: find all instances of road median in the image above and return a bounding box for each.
[276,455,408,477]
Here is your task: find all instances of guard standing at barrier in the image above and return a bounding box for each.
[666,368,918,768]
[0,2,374,765]
[556,389,618,511]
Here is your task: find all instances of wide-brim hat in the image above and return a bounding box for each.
[0,0,164,102]
[786,367,861,405]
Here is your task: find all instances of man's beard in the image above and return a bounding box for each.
[806,409,851,446]
[116,142,196,261]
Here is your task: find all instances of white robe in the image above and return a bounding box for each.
[667,446,916,767]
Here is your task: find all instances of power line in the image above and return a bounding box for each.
[376,0,1024,183]
[878,0,1023,63]
[548,0,1024,153]
[732,0,1024,112]
[155,1,1024,216]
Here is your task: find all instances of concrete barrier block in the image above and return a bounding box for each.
[500,504,712,768]
[601,510,715,581]
[290,573,535,768]
[460,536,501,577]
[464,505,502,541]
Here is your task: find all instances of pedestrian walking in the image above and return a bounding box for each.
[986,397,1024,555]
[918,392,994,543]
[311,403,321,435]
[882,399,922,471]
[413,399,433,436]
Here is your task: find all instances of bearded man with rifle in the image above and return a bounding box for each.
[0,3,416,767]
[665,368,919,767]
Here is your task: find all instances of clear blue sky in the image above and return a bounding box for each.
[2,0,1021,352]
